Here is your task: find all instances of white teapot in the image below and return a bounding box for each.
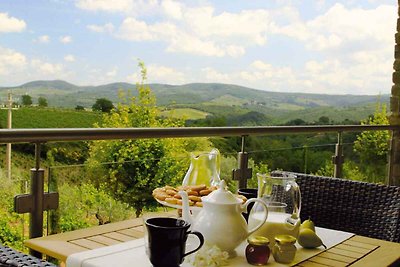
[180,180,268,257]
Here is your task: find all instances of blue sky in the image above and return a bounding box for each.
[0,0,397,95]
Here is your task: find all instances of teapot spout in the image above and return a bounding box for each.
[178,191,193,225]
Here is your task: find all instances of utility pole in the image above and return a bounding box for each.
[5,91,12,180]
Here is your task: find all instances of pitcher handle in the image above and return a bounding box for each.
[245,199,268,237]
[183,231,204,258]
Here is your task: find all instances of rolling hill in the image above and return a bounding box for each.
[0,80,390,124]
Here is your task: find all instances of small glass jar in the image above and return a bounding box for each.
[245,236,270,266]
[272,235,297,264]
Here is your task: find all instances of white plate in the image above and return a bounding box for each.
[155,198,202,211]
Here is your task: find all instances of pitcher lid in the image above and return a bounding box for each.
[202,180,242,204]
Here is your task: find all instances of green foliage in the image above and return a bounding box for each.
[353,103,389,183]
[38,96,48,107]
[21,94,32,106]
[75,105,85,111]
[92,98,114,113]
[58,183,135,232]
[86,62,209,217]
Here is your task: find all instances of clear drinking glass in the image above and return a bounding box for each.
[248,173,301,248]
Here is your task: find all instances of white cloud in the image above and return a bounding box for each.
[87,23,114,33]
[59,35,72,43]
[64,54,75,62]
[31,59,63,75]
[37,35,50,43]
[0,13,26,33]
[0,46,27,75]
[75,0,158,15]
[276,4,396,52]
[127,64,185,84]
[162,0,183,20]
[106,67,117,77]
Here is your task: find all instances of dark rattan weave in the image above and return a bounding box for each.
[272,171,400,243]
[0,245,56,267]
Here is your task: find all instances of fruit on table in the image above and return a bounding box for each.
[300,217,315,232]
[298,218,327,249]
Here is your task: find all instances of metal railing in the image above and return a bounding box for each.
[0,124,397,257]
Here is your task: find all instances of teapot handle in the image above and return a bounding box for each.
[244,198,268,237]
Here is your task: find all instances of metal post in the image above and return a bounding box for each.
[30,143,44,258]
[232,135,252,188]
[332,132,344,178]
[6,92,12,179]
[14,142,59,258]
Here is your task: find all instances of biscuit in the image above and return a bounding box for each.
[173,193,182,199]
[166,189,177,196]
[188,184,207,192]
[165,197,178,204]
[154,193,169,201]
[195,202,203,207]
[188,195,201,202]
[199,189,212,196]
[186,190,199,196]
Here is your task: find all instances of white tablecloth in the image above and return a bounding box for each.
[66,227,354,267]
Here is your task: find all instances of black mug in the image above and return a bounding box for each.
[145,217,204,267]
[237,188,258,222]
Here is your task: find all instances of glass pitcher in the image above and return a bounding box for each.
[182,148,221,187]
[248,173,301,247]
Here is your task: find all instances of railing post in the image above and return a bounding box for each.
[332,132,344,178]
[232,135,252,188]
[14,143,59,258]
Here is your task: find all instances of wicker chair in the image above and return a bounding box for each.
[0,245,57,267]
[271,171,400,243]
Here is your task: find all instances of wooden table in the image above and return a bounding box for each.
[25,212,400,267]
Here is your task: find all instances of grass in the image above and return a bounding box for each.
[0,107,102,128]
[160,108,209,120]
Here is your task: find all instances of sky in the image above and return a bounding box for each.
[0,0,397,95]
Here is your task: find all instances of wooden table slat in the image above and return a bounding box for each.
[317,251,355,263]
[87,235,122,246]
[102,232,136,242]
[296,261,331,267]
[334,244,372,254]
[342,240,378,250]
[116,228,144,238]
[69,239,107,250]
[324,248,364,258]
[309,255,348,267]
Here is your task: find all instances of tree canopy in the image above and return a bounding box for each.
[21,95,32,106]
[92,98,114,113]
[38,96,48,107]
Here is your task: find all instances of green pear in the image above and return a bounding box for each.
[298,228,327,249]
[300,217,315,232]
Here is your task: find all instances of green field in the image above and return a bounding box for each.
[0,107,102,128]
[160,108,209,120]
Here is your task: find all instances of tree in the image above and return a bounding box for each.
[92,98,114,113]
[75,105,85,111]
[353,103,389,183]
[318,116,330,125]
[86,62,210,217]
[38,96,48,107]
[21,95,32,106]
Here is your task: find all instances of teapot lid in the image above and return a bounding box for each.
[202,180,242,204]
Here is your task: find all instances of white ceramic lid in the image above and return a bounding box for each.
[202,180,242,204]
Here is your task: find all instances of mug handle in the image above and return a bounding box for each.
[183,231,204,258]
[245,198,268,237]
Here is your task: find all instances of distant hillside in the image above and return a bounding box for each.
[0,80,390,124]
